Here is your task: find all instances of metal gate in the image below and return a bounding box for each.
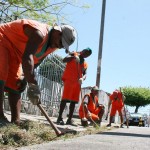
[20,53,65,116]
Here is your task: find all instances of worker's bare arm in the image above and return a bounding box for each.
[22,25,44,84]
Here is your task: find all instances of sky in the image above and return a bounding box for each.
[55,0,150,114]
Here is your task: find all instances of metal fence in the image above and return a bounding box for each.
[20,53,65,116]
[4,52,110,119]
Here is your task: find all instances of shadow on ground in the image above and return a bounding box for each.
[97,131,150,138]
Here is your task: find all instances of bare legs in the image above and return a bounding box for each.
[57,101,76,125]
[107,112,124,127]
[67,102,76,121]
[0,83,21,125]
[8,91,21,125]
[119,111,124,127]
[98,106,105,124]
[57,101,66,120]
[107,116,114,126]
[0,83,5,118]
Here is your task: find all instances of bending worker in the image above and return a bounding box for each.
[79,86,105,127]
[57,48,92,125]
[0,19,76,125]
[106,89,125,128]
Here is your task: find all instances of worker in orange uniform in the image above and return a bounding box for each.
[57,48,92,125]
[79,86,105,127]
[0,19,76,125]
[106,90,125,128]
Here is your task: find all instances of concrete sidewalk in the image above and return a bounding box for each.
[4,111,109,133]
[3,111,126,150]
[18,126,150,150]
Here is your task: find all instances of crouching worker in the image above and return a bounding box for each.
[79,86,105,127]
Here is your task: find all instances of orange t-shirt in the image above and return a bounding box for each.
[79,93,99,112]
[109,90,124,108]
[62,52,88,82]
[0,19,56,64]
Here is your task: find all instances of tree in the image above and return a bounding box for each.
[0,0,90,24]
[121,86,150,113]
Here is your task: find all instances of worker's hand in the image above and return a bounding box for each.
[78,78,83,84]
[98,104,105,109]
[16,76,27,93]
[27,83,41,105]
[74,55,80,63]
[87,111,91,118]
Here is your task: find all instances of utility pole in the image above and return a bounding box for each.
[96,0,106,88]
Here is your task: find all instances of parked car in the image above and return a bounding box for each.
[128,113,145,126]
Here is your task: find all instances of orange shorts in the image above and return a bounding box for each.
[62,80,80,103]
[0,35,23,93]
[79,106,102,121]
[110,106,123,116]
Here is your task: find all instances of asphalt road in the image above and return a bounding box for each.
[18,126,150,150]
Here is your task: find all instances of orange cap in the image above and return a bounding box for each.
[113,91,118,97]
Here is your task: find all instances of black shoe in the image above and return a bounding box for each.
[106,124,111,127]
[120,124,124,128]
[56,118,64,125]
[81,119,88,127]
[66,119,77,126]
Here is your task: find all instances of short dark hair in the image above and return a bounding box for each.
[83,47,92,55]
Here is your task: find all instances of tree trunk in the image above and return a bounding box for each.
[135,106,139,113]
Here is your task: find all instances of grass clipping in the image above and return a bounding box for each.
[0,120,108,149]
[0,120,57,149]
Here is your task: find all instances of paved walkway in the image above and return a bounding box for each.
[18,126,150,150]
[4,111,125,150]
[4,111,150,150]
[4,111,109,133]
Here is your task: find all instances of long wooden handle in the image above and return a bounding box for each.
[89,116,100,128]
[80,87,86,119]
[37,103,62,136]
